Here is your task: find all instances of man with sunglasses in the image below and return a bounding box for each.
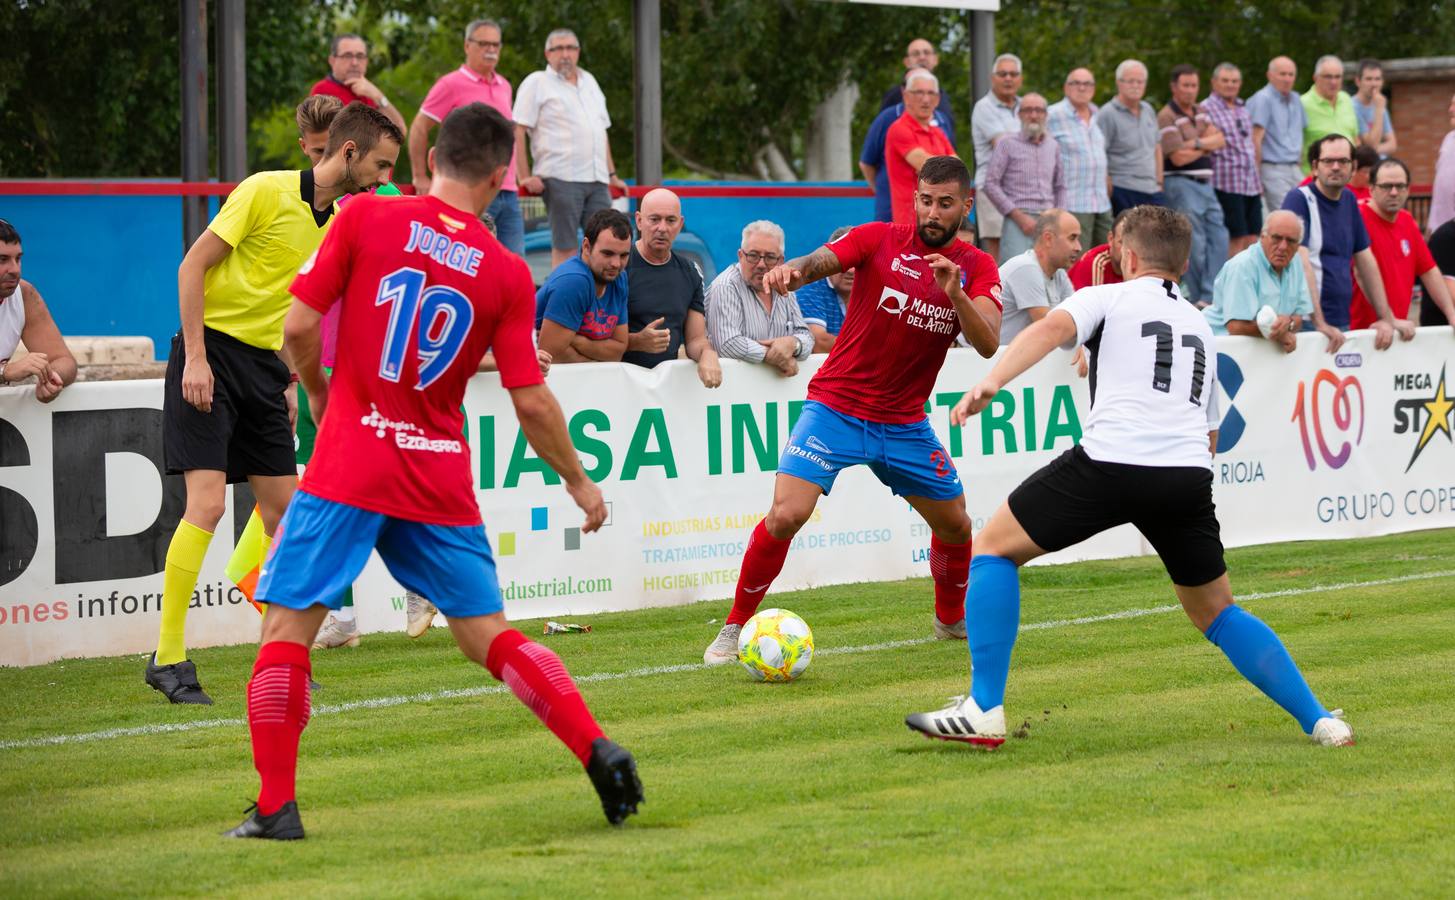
[1349,158,1455,331]
[704,220,812,377]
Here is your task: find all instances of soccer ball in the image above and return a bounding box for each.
[737,608,814,682]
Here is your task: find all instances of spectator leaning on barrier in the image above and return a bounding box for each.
[1203,62,1263,257]
[310,33,406,134]
[1351,58,1396,157]
[295,95,342,165]
[861,74,953,224]
[1350,158,1455,331]
[409,19,525,256]
[1159,64,1229,306]
[514,28,629,270]
[0,219,76,402]
[996,209,1081,345]
[1282,134,1411,350]
[1047,67,1112,248]
[534,208,631,364]
[1249,55,1307,214]
[1068,208,1130,290]
[878,38,956,146]
[1424,219,1455,329]
[971,53,1023,261]
[984,93,1065,263]
[1302,55,1359,173]
[795,225,855,352]
[1096,59,1165,215]
[705,220,813,377]
[1427,93,1455,237]
[1204,210,1312,351]
[622,188,722,387]
[885,69,956,227]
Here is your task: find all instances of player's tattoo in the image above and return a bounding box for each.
[787,246,843,285]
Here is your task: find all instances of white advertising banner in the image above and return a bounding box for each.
[2,330,1452,666]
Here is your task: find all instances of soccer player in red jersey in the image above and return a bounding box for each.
[704,155,1003,664]
[224,104,642,840]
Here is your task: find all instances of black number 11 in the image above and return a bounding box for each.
[1141,320,1206,406]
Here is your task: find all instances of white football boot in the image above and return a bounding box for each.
[905,695,1007,748]
[933,616,967,640]
[703,623,743,666]
[405,592,438,638]
[1310,709,1355,747]
[312,614,360,649]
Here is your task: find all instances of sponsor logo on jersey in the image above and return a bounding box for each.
[1393,365,1453,472]
[877,286,910,316]
[360,403,464,455]
[890,257,922,280]
[1400,238,1411,257]
[438,212,469,232]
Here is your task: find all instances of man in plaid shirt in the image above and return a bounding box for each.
[1203,63,1263,258]
[1048,67,1112,249]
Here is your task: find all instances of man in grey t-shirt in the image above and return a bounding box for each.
[997,209,1081,343]
[1095,59,1166,214]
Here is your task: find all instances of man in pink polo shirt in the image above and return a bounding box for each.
[309,34,406,134]
[885,68,956,224]
[407,18,524,255]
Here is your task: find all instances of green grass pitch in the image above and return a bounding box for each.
[3,529,1453,897]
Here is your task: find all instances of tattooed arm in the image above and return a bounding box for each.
[762,245,843,295]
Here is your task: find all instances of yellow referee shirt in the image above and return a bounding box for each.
[203,170,336,349]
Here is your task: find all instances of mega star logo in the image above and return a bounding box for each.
[1393,365,1454,472]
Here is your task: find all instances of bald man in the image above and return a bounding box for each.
[623,188,722,387]
[1248,56,1307,213]
[878,37,956,145]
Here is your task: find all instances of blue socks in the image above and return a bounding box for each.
[966,555,1021,711]
[1204,605,1329,734]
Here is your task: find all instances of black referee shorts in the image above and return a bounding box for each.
[163,327,296,483]
[1008,446,1227,587]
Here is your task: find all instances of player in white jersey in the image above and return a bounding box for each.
[905,205,1354,749]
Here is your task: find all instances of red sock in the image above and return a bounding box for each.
[727,520,793,626]
[247,641,312,815]
[930,535,973,625]
[486,629,604,767]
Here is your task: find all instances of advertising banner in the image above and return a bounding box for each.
[2,330,1451,666]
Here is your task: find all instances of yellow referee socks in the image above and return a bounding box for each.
[155,519,215,665]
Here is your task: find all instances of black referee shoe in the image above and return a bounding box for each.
[144,655,214,705]
[222,801,305,840]
[586,738,644,825]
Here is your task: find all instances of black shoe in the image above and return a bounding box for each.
[145,654,214,705]
[222,801,305,840]
[586,737,643,825]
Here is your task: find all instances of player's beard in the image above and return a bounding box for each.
[0,275,16,296]
[917,220,954,248]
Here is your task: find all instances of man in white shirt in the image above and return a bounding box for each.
[906,204,1353,751]
[514,28,630,269]
[0,218,76,402]
[996,209,1081,344]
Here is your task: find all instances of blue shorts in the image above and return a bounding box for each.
[777,401,963,501]
[257,491,504,618]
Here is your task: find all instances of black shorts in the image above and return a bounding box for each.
[163,328,296,483]
[1215,190,1264,238]
[1008,446,1226,587]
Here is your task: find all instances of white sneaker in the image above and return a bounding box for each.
[1311,709,1355,747]
[703,623,743,666]
[933,617,967,640]
[312,614,360,649]
[406,592,438,638]
[905,695,1006,748]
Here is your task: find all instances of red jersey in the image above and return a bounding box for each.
[1068,244,1124,290]
[1350,203,1434,328]
[808,222,1001,424]
[310,77,378,108]
[290,194,543,525]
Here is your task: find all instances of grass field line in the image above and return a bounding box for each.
[4,567,1452,753]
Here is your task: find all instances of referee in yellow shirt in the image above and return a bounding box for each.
[147,103,402,704]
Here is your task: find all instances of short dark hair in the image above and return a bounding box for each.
[828,225,852,243]
[1168,63,1198,84]
[1308,133,1354,167]
[433,103,514,182]
[1120,205,1192,273]
[1353,143,1380,172]
[295,94,342,137]
[330,33,364,56]
[1357,58,1383,78]
[0,218,19,245]
[1111,206,1135,236]
[1372,156,1411,184]
[325,101,404,159]
[917,155,971,192]
[584,209,632,245]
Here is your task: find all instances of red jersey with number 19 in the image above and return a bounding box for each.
[809,221,1001,423]
[289,194,544,525]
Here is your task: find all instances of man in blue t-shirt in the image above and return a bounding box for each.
[1281,134,1411,349]
[796,225,854,351]
[535,208,632,363]
[860,99,953,223]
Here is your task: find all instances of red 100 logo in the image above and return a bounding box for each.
[1291,370,1365,471]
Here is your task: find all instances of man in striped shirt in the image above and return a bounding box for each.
[705,220,813,377]
[1047,68,1112,248]
[983,93,1065,263]
[1202,63,1263,258]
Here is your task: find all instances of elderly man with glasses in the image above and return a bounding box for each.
[705,220,813,377]
[1047,68,1112,248]
[1204,210,1313,351]
[310,34,406,133]
[1349,157,1455,331]
[983,93,1065,262]
[971,53,1024,261]
[885,69,957,226]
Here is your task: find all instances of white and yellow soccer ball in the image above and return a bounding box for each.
[737,608,814,682]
